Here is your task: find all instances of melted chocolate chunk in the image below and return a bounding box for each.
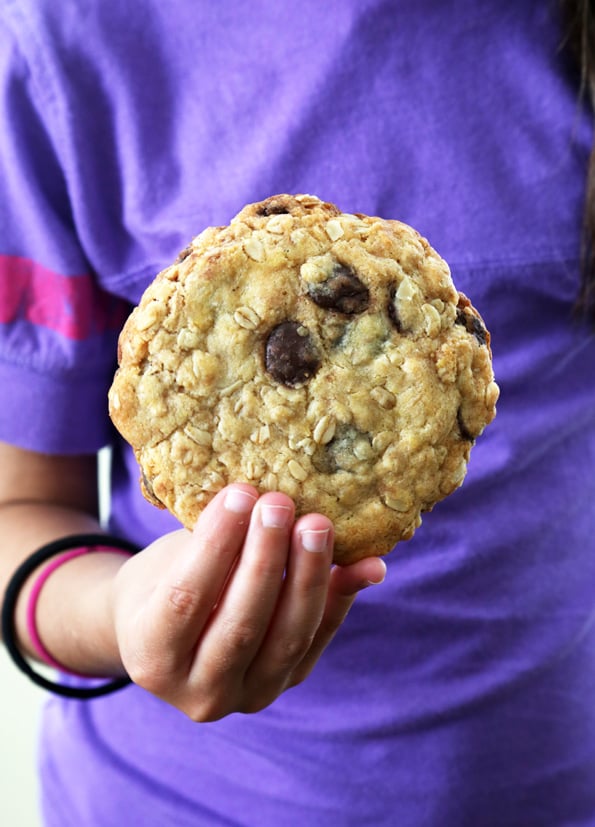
[457,409,476,443]
[312,446,338,474]
[307,265,370,314]
[141,470,165,508]
[312,425,371,474]
[387,285,402,331]
[455,308,487,346]
[175,244,192,263]
[256,201,290,216]
[265,321,320,385]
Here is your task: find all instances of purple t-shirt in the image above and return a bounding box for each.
[2,1,595,825]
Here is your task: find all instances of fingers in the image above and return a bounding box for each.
[186,492,298,708]
[196,492,296,660]
[139,483,260,675]
[117,480,388,720]
[287,555,387,686]
[240,512,334,709]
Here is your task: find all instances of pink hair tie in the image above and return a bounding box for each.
[25,545,131,677]
[3,532,139,698]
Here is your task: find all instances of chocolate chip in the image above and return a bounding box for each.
[307,265,370,314]
[312,446,338,474]
[469,315,487,346]
[265,321,320,386]
[141,470,165,508]
[455,307,487,345]
[457,409,475,442]
[256,199,290,216]
[387,285,402,331]
[312,425,371,474]
[175,244,192,263]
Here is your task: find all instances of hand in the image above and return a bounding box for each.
[112,484,386,721]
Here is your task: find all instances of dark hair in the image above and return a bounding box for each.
[561,0,595,321]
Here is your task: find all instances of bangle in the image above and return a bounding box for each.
[26,546,133,676]
[1,533,140,699]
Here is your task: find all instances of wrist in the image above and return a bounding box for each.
[15,549,130,678]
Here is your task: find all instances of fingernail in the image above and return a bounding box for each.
[300,528,330,553]
[224,488,258,514]
[366,559,387,585]
[260,504,292,529]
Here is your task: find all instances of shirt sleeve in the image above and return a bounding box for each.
[0,17,129,454]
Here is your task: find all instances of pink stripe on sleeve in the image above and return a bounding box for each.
[0,254,129,340]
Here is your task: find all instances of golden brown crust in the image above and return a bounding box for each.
[109,194,498,564]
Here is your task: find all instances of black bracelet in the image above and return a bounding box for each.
[1,533,140,699]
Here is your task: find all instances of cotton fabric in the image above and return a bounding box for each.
[1,2,595,825]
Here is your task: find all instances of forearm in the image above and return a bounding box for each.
[1,501,127,677]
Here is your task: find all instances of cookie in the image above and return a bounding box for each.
[108,194,498,565]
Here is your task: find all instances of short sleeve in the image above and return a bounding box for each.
[0,17,129,454]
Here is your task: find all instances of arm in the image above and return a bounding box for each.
[1,441,386,719]
[0,440,128,674]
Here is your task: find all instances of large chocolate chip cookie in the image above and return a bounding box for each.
[109,194,498,564]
